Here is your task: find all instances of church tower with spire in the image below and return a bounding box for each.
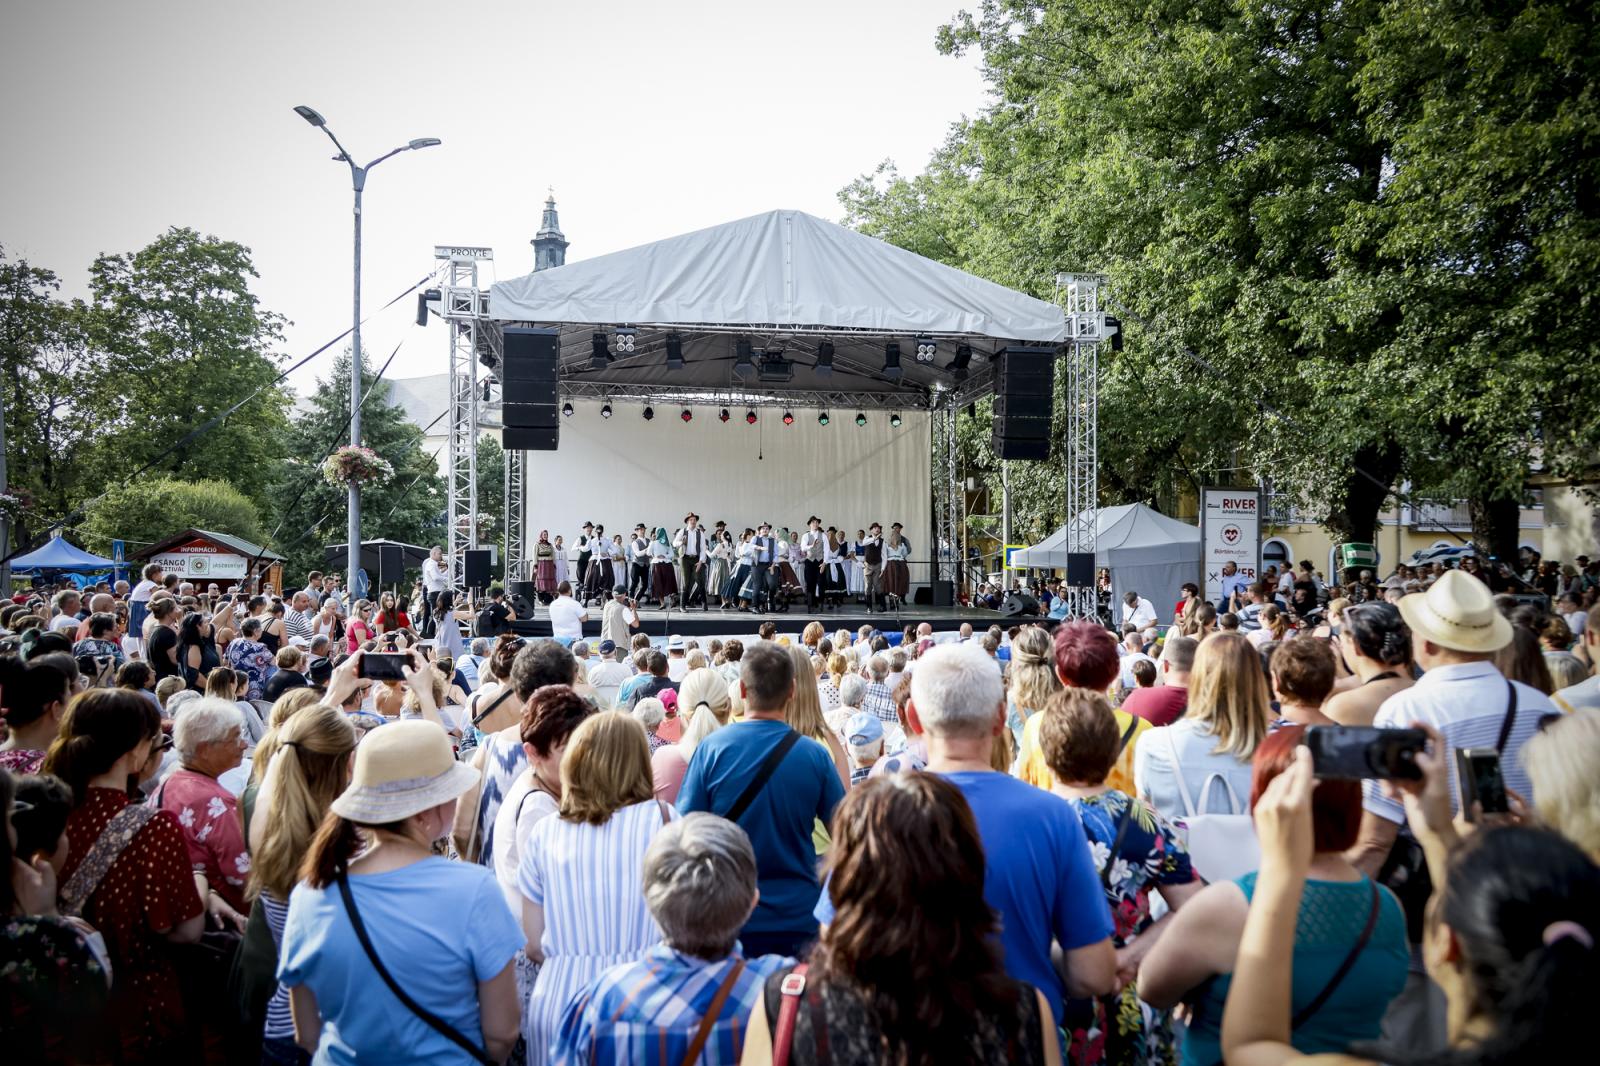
[531,190,569,272]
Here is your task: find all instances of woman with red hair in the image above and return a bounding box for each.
[1016,622,1152,794]
[1137,726,1408,1065]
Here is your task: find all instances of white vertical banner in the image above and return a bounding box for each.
[1201,487,1261,605]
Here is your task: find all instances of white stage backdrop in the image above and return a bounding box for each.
[521,401,932,583]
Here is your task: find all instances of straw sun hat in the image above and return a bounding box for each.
[1397,569,1513,655]
[329,719,479,824]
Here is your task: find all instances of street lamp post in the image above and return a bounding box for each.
[294,106,439,598]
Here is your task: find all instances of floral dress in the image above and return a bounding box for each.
[1063,790,1196,1066]
[226,636,276,700]
[1,915,110,1063]
[154,768,252,912]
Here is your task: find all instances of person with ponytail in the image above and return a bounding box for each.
[0,652,75,775]
[1325,602,1414,726]
[276,720,522,1063]
[1222,729,1599,1066]
[43,689,205,1063]
[243,704,356,1065]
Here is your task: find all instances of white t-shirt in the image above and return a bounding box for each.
[547,595,587,640]
[587,660,633,709]
[130,579,158,604]
[667,656,690,683]
[491,773,560,917]
[49,614,79,635]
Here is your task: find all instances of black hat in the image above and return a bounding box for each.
[685,512,699,523]
[583,521,593,528]
[808,515,821,525]
[635,523,646,532]
[891,522,903,530]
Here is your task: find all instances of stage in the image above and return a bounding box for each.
[507,602,1022,642]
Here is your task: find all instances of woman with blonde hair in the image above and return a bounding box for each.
[245,704,357,1063]
[1521,710,1600,862]
[1133,632,1271,835]
[651,667,733,802]
[1248,604,1289,648]
[801,620,825,651]
[784,644,850,794]
[247,686,326,787]
[1006,625,1061,756]
[815,651,842,711]
[516,711,678,1064]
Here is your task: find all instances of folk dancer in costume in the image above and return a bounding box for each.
[582,524,611,604]
[647,527,679,608]
[673,513,709,611]
[627,524,652,602]
[574,522,594,590]
[534,530,557,597]
[727,530,755,610]
[800,516,826,611]
[707,528,733,608]
[552,535,569,587]
[822,528,848,608]
[777,527,802,606]
[747,522,777,613]
[846,529,866,597]
[881,523,911,604]
[606,534,627,602]
[860,523,885,613]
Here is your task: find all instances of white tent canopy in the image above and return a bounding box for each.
[1015,504,1202,625]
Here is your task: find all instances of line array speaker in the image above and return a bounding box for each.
[992,346,1056,460]
[501,327,561,451]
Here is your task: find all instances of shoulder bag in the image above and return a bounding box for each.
[722,728,802,825]
[60,803,158,917]
[336,873,498,1065]
[1159,728,1259,885]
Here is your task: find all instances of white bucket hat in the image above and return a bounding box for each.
[1397,569,1513,654]
[329,720,479,823]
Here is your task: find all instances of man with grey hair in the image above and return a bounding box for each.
[549,813,791,1064]
[284,590,314,643]
[816,642,1116,1030]
[679,642,844,958]
[860,654,895,724]
[459,636,491,690]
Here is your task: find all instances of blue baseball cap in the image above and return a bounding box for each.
[845,711,884,746]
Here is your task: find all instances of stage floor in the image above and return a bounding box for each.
[509,602,1015,641]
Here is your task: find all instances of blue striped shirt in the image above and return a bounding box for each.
[549,947,792,1066]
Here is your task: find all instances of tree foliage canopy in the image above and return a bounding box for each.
[78,477,262,557]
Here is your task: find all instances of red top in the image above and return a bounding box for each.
[61,788,203,1061]
[347,618,375,652]
[154,768,251,912]
[375,610,411,633]
[1121,685,1189,728]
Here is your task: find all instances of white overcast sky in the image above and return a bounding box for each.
[0,0,988,396]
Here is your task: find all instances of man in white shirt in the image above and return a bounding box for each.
[627,525,652,601]
[600,586,639,648]
[421,545,449,628]
[1275,565,1295,598]
[1116,632,1155,694]
[1121,591,1157,630]
[586,640,633,709]
[665,635,690,682]
[301,571,326,605]
[799,516,827,611]
[1217,561,1250,610]
[749,522,778,613]
[673,514,709,609]
[1554,604,1600,713]
[547,580,588,642]
[48,590,83,635]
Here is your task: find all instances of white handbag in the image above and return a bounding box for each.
[1160,727,1260,884]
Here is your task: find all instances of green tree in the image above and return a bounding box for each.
[81,226,291,512]
[77,477,262,556]
[271,349,446,578]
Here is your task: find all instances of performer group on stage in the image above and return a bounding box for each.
[531,514,913,614]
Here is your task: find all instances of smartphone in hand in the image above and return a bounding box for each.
[359,652,410,682]
[1454,747,1509,821]
[1304,725,1428,781]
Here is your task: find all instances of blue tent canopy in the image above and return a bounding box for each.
[10,536,117,570]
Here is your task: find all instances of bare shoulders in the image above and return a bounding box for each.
[1324,677,1411,727]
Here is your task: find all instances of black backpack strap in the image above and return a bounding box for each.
[1496,679,1518,754]
[471,685,517,727]
[1100,800,1138,890]
[1291,880,1381,1030]
[1117,715,1140,756]
[336,874,496,1065]
[722,728,802,824]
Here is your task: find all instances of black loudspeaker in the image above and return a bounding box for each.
[463,548,495,590]
[932,580,955,607]
[501,327,561,451]
[1001,591,1041,617]
[378,544,404,587]
[912,586,932,606]
[992,346,1056,460]
[1066,551,1096,587]
[508,580,539,614]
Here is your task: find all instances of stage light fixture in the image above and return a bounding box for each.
[680,408,692,423]
[719,407,730,423]
[664,333,685,369]
[949,343,972,380]
[745,409,758,425]
[600,403,613,419]
[561,401,574,417]
[733,339,755,379]
[614,327,637,354]
[915,335,937,363]
[782,410,794,425]
[818,411,830,426]
[815,340,834,377]
[589,331,611,369]
[1105,315,1123,352]
[882,341,903,381]
[855,411,868,427]
[642,405,654,421]
[890,412,903,427]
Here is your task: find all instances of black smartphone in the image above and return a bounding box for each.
[1454,747,1509,821]
[359,652,409,682]
[1303,726,1427,781]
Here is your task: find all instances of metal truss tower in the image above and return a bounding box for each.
[440,254,484,589]
[1058,273,1113,621]
[504,446,527,582]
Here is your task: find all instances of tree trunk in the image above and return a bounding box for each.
[1470,493,1522,567]
[1324,440,1403,546]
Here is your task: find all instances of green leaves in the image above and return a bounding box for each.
[78,478,262,557]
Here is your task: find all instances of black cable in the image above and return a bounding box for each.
[379,408,449,524]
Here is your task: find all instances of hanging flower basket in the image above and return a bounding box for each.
[0,489,32,525]
[322,446,394,488]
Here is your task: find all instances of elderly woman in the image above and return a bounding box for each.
[45,689,205,1062]
[633,696,670,753]
[550,814,787,1064]
[226,616,277,701]
[518,711,678,1065]
[262,646,309,703]
[154,697,251,918]
[829,672,867,738]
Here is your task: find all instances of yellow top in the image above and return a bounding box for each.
[1017,704,1151,796]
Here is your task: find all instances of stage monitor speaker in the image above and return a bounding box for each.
[502,426,559,450]
[1000,591,1040,617]
[1066,551,1096,587]
[932,580,955,608]
[463,548,495,590]
[508,580,539,614]
[992,345,1056,461]
[378,544,404,587]
[912,586,932,606]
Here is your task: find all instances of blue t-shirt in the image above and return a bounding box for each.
[814,770,1112,1027]
[277,857,524,1064]
[678,718,845,934]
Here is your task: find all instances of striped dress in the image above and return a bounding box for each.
[517,799,677,1066]
[474,729,529,869]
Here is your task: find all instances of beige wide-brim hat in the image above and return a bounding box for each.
[1397,569,1513,654]
[330,719,480,823]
